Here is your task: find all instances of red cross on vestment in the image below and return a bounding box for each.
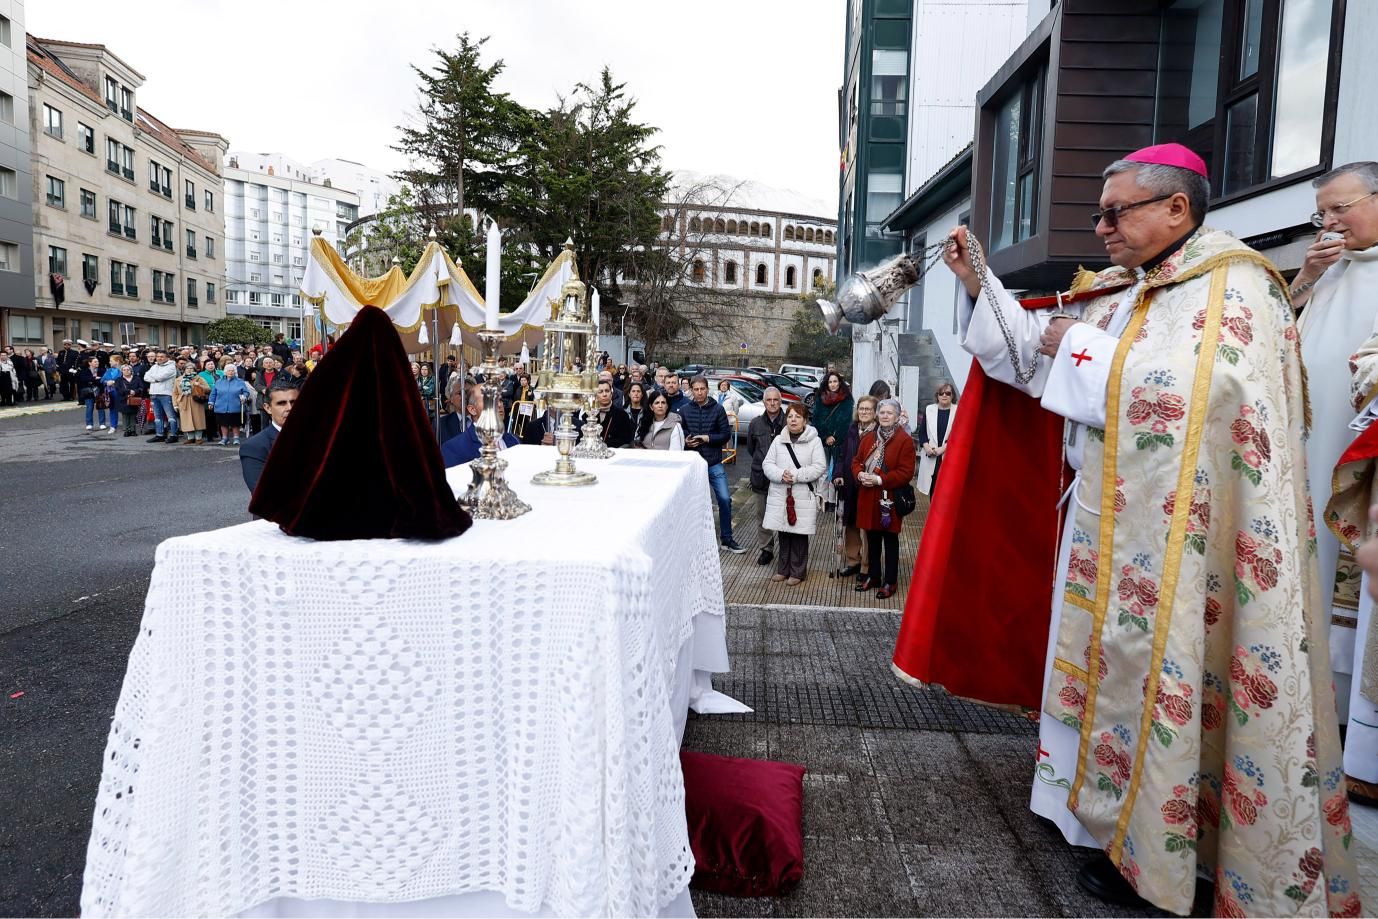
[1071,349,1093,367]
[1037,743,1050,761]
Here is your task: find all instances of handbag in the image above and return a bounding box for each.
[782,441,823,528]
[125,394,142,407]
[878,454,917,519]
[191,376,211,404]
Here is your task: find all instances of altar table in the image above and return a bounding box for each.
[81,446,729,917]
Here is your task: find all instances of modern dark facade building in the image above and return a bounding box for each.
[972,0,1352,290]
[837,0,912,277]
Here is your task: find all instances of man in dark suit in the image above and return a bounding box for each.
[442,382,517,466]
[240,378,300,492]
[55,339,80,401]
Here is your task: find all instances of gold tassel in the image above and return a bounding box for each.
[1068,266,1098,295]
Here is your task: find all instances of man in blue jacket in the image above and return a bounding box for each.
[680,375,745,553]
[665,372,692,416]
[442,381,518,467]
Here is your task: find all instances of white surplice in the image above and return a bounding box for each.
[958,269,1147,848]
[1299,246,1378,725]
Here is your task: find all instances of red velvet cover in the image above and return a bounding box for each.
[680,750,805,897]
[891,358,1066,710]
[249,305,473,541]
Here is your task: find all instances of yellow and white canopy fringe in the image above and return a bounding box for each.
[299,237,576,361]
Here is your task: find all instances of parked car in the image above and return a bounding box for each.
[706,372,801,404]
[750,370,817,408]
[779,363,825,383]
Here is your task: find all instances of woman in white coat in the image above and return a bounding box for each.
[917,382,957,497]
[762,403,827,585]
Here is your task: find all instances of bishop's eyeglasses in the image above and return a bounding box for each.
[1311,191,1378,228]
[1090,193,1174,229]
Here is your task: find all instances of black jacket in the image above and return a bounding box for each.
[583,407,634,448]
[678,398,732,467]
[747,409,786,493]
[76,365,103,400]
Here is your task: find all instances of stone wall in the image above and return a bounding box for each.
[624,288,803,370]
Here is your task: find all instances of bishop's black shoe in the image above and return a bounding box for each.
[756,548,774,566]
[1076,854,1150,908]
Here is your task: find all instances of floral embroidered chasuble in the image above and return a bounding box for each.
[1043,230,1358,916]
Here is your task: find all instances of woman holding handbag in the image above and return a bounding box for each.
[761,403,827,585]
[76,356,106,431]
[852,399,916,599]
[110,362,145,436]
[174,360,210,444]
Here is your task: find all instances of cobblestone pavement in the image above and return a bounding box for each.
[686,605,1184,918]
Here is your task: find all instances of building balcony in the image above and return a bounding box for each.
[124,284,138,297]
[107,160,120,174]
[185,195,196,211]
[108,219,122,234]
[123,226,136,240]
[163,239,173,253]
[188,296,198,307]
[187,247,197,259]
[110,282,124,295]
[122,167,134,181]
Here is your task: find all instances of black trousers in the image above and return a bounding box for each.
[866,529,899,586]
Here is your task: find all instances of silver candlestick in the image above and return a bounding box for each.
[460,328,532,519]
[572,393,615,459]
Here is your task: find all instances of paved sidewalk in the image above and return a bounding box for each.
[688,605,1178,918]
[0,400,80,420]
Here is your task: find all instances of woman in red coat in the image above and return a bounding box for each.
[852,398,916,598]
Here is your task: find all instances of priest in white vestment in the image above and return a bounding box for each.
[944,144,1359,917]
[1293,162,1378,803]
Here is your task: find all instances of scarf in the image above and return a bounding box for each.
[863,424,896,474]
[821,384,850,407]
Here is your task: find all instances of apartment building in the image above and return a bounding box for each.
[27,36,227,349]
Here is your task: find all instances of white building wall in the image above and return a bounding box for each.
[309,158,401,218]
[907,0,1028,190]
[223,166,358,338]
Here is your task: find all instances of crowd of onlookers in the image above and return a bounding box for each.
[8,334,950,599]
[424,352,954,599]
[0,333,312,445]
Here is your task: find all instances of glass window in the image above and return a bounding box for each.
[48,246,68,277]
[992,91,1020,251]
[1271,0,1333,178]
[146,326,159,346]
[46,176,65,208]
[206,236,215,258]
[83,254,98,284]
[205,191,214,212]
[0,91,12,124]
[78,123,94,154]
[207,282,216,304]
[0,15,11,47]
[1239,0,1264,78]
[1155,0,1224,135]
[1222,94,1259,195]
[0,241,17,272]
[866,173,903,227]
[43,104,63,138]
[0,167,13,199]
[871,49,907,117]
[110,260,123,294]
[724,261,737,284]
[152,270,164,301]
[124,264,137,296]
[81,189,95,218]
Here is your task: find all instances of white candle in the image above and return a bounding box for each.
[485,220,501,329]
[591,287,600,333]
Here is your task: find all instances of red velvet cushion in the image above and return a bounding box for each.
[681,750,806,896]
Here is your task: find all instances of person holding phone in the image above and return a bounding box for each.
[1293,162,1378,806]
[680,375,745,553]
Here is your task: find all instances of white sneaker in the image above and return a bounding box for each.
[98,424,107,430]
[85,424,93,431]
[108,426,117,434]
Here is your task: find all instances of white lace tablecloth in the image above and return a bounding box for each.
[81,446,727,918]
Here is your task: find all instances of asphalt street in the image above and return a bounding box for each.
[0,405,252,916]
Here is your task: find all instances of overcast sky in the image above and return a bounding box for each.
[30,0,844,209]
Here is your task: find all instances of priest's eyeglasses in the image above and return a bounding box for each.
[1090,193,1175,229]
[1310,192,1378,227]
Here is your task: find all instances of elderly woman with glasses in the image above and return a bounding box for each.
[918,382,958,497]
[852,398,915,600]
